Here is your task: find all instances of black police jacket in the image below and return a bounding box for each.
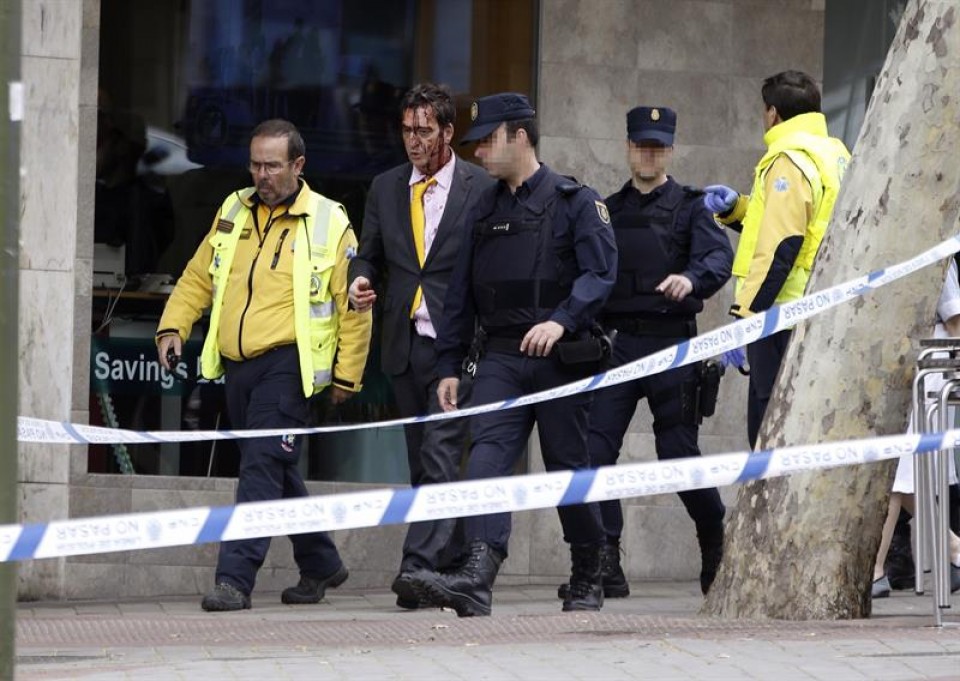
[603,177,732,319]
[471,168,585,335]
[435,164,618,377]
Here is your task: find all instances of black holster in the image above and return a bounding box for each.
[679,359,725,426]
[556,324,616,368]
[698,359,724,418]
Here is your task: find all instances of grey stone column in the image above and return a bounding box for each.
[17,0,99,599]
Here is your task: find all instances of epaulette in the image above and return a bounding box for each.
[556,175,583,196]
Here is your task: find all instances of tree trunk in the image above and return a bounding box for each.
[704,0,960,619]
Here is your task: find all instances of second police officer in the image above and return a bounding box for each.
[408,93,619,616]
[558,107,733,600]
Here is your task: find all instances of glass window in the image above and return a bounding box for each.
[823,0,907,149]
[91,0,539,482]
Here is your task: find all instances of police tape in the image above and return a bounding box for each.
[16,233,960,446]
[0,428,952,563]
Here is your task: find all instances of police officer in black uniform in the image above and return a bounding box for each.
[408,93,618,617]
[567,106,732,599]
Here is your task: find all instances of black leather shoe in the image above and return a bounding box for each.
[281,564,349,604]
[885,530,916,590]
[698,529,724,596]
[201,582,251,612]
[409,541,503,617]
[391,572,427,610]
[562,542,604,612]
[558,542,629,600]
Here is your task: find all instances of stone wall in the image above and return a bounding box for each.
[534,0,826,582]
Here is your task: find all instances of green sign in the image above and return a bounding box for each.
[90,336,222,395]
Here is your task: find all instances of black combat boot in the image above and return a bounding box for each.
[698,527,724,595]
[409,541,503,617]
[885,513,915,590]
[562,542,604,612]
[600,541,630,597]
[557,539,630,599]
[281,564,349,605]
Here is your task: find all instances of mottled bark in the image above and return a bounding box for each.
[704,0,960,619]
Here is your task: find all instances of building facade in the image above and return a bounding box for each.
[17,0,878,600]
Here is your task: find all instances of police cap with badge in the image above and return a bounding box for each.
[461,92,536,144]
[626,106,676,146]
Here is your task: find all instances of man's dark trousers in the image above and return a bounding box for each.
[216,346,343,595]
[391,330,470,571]
[463,351,604,555]
[587,333,724,540]
[746,328,792,449]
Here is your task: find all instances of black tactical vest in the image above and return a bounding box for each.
[604,182,703,317]
[471,170,581,335]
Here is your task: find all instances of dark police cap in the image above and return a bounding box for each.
[627,106,676,145]
[460,92,536,144]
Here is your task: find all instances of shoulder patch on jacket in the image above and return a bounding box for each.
[595,200,610,224]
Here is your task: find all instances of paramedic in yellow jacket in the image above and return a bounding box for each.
[703,71,850,449]
[156,119,372,612]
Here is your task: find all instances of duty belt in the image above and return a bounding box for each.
[484,335,530,356]
[604,317,697,338]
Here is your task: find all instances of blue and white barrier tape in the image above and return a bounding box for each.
[16,233,960,446]
[0,428,948,563]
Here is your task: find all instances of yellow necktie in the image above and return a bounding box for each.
[410,177,436,317]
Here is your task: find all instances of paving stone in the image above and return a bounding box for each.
[14,583,960,680]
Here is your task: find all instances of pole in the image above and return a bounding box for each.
[0,0,21,677]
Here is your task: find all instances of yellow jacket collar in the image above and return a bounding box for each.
[240,180,315,216]
[763,112,828,149]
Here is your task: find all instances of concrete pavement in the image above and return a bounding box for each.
[14,581,960,680]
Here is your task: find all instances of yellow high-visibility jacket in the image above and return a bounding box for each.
[718,112,850,316]
[157,182,371,397]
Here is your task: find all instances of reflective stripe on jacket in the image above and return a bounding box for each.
[729,112,850,307]
[200,188,349,397]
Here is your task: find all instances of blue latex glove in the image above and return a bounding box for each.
[720,348,746,369]
[703,184,739,214]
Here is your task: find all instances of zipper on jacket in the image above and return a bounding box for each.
[271,228,290,270]
[237,208,279,359]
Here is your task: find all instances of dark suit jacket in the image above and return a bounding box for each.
[350,157,494,375]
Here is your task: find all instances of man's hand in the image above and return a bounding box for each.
[329,387,354,404]
[158,334,182,370]
[520,320,565,357]
[703,184,739,214]
[656,274,693,302]
[437,377,460,412]
[348,276,377,311]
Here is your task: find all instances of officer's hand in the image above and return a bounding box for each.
[520,321,565,357]
[720,347,746,369]
[438,377,461,412]
[158,334,182,370]
[349,276,377,311]
[656,274,693,302]
[703,184,739,214]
